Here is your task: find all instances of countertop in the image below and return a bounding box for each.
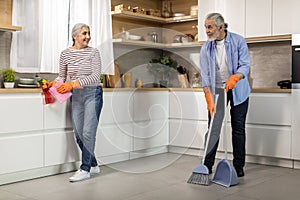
[0,88,292,94]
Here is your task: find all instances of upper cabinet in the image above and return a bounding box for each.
[198,0,245,41]
[245,0,272,38]
[272,0,300,35]
[198,0,297,42]
[0,0,22,31]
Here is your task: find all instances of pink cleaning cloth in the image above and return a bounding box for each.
[49,81,72,103]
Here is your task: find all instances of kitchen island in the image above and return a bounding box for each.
[0,87,297,185]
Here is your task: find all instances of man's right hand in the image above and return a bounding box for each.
[205,92,216,117]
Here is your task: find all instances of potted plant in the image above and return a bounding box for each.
[1,68,16,88]
[147,56,177,88]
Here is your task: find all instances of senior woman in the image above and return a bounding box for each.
[45,23,103,182]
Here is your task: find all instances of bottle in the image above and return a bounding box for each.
[121,27,129,40]
[151,32,158,43]
[34,73,41,85]
[162,1,170,18]
[169,1,174,17]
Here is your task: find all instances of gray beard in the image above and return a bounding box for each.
[207,31,220,41]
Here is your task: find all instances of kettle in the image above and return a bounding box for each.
[277,80,291,89]
[150,32,158,43]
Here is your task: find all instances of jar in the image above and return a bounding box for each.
[191,73,201,88]
[136,79,143,88]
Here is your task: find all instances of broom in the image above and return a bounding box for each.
[187,95,219,185]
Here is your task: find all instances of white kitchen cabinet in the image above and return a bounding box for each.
[292,89,300,160]
[246,93,292,125]
[96,91,133,162]
[133,91,169,121]
[198,0,245,41]
[95,123,133,159]
[273,0,300,35]
[44,131,81,166]
[100,91,133,125]
[133,120,168,151]
[43,100,72,129]
[221,0,245,37]
[44,130,79,166]
[132,91,169,151]
[169,91,208,150]
[0,134,43,174]
[169,91,207,120]
[169,119,207,149]
[0,93,43,134]
[245,0,272,37]
[245,125,291,158]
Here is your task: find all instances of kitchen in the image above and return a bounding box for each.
[0,0,300,195]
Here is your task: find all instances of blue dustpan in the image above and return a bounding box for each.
[212,159,238,187]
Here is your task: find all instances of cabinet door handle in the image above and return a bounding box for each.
[295,48,300,51]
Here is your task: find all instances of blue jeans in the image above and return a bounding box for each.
[204,89,249,169]
[71,86,103,172]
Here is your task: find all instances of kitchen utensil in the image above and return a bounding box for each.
[122,72,132,88]
[212,90,238,187]
[128,35,142,40]
[151,32,158,43]
[19,78,35,85]
[171,13,185,17]
[187,95,219,186]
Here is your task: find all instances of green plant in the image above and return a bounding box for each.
[100,74,105,83]
[1,68,16,82]
[147,56,177,80]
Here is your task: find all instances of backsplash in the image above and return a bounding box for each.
[0,31,292,89]
[0,32,12,69]
[248,41,291,88]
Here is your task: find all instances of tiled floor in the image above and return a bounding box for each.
[1,153,300,200]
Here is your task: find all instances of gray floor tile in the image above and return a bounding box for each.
[0,153,299,200]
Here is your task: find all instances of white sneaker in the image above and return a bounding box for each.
[90,166,100,175]
[69,169,90,182]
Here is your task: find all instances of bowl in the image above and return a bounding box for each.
[128,35,142,40]
[19,78,35,85]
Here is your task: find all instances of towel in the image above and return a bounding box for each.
[49,81,72,103]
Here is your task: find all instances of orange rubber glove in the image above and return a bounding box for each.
[57,80,82,93]
[42,80,56,90]
[205,92,216,117]
[225,74,240,92]
[57,82,75,93]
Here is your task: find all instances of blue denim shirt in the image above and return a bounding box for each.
[199,31,251,106]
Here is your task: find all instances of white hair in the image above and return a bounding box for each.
[71,23,90,45]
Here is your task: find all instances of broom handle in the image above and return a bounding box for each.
[224,89,228,159]
[202,94,219,163]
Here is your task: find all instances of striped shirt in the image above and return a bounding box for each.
[57,46,102,86]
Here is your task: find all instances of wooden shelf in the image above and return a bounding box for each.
[245,34,291,43]
[112,10,197,24]
[198,34,292,44]
[113,38,201,49]
[114,34,291,49]
[0,24,22,32]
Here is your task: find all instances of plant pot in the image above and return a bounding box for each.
[159,80,168,88]
[4,82,15,88]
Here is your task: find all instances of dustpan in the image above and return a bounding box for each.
[212,89,238,187]
[212,159,238,187]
